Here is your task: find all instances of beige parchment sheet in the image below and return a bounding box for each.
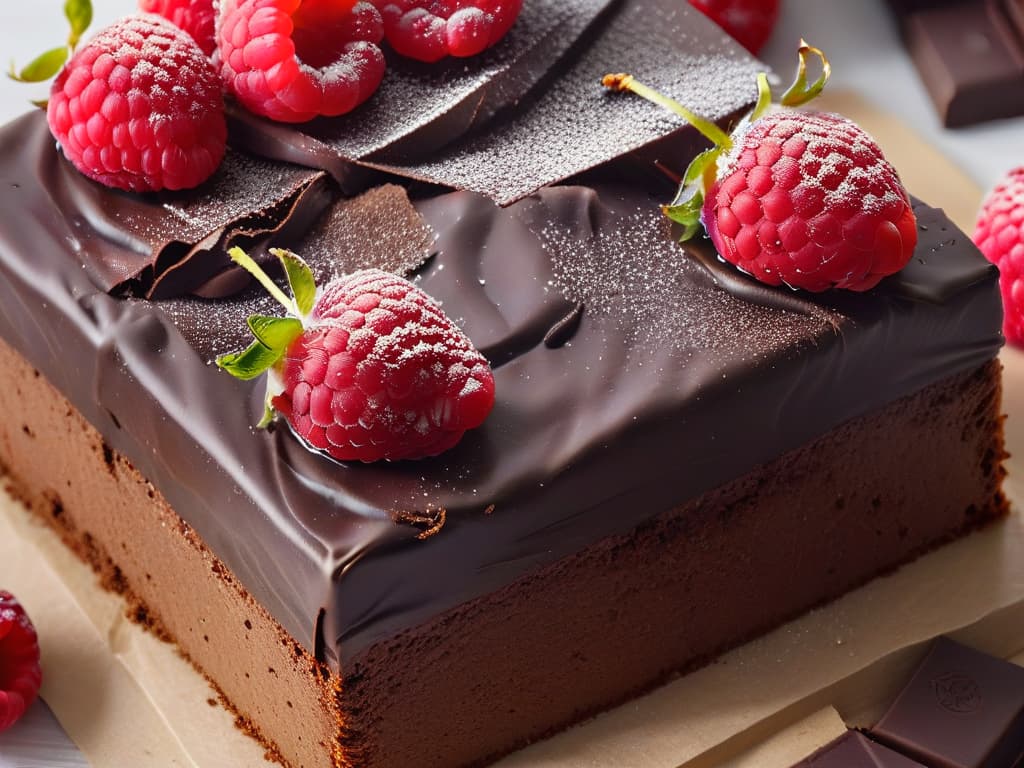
[1,93,1022,768]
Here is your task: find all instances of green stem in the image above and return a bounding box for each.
[227,246,297,316]
[602,74,733,150]
[780,40,831,108]
[750,73,773,122]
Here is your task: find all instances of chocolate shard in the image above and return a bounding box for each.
[227,0,617,174]
[790,732,926,767]
[20,112,330,296]
[147,171,333,300]
[871,637,1024,768]
[187,184,436,302]
[369,0,762,205]
[894,0,1024,127]
[157,184,436,355]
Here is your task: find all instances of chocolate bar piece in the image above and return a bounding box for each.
[894,0,1024,126]
[792,732,926,767]
[871,637,1024,768]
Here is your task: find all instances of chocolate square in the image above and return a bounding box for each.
[792,731,926,767]
[871,637,1024,768]
[900,0,1024,126]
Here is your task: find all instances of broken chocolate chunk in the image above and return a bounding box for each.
[227,0,616,174]
[372,0,762,205]
[892,0,1024,126]
[871,637,1024,768]
[791,732,926,767]
[35,107,329,296]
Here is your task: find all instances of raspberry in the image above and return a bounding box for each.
[604,44,917,293]
[974,167,1024,346]
[703,111,917,292]
[138,0,217,56]
[375,0,524,62]
[47,15,226,192]
[0,591,43,734]
[687,0,780,55]
[219,0,386,123]
[217,250,495,462]
[274,270,495,462]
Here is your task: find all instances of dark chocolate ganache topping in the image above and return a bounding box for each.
[0,0,1003,667]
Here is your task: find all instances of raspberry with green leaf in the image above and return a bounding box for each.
[603,42,917,293]
[217,249,495,463]
[47,14,227,191]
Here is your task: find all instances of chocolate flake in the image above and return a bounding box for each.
[42,133,328,295]
[227,0,616,173]
[372,0,762,205]
[155,185,436,358]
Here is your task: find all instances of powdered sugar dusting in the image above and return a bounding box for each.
[527,193,830,356]
[304,0,610,159]
[299,185,435,283]
[155,185,436,359]
[118,150,323,253]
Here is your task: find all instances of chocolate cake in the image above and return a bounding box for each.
[0,1,1009,767]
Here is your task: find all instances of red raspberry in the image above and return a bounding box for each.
[687,0,780,55]
[375,0,524,62]
[273,269,495,462]
[47,15,226,192]
[702,111,917,292]
[138,0,217,56]
[974,167,1024,346]
[0,591,43,734]
[219,0,386,123]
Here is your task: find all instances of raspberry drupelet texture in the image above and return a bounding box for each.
[219,0,386,123]
[974,167,1024,345]
[0,591,42,734]
[272,269,495,462]
[47,14,226,192]
[138,0,217,56]
[702,111,918,292]
[375,0,524,62]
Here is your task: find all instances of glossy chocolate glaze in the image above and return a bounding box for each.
[0,109,1003,668]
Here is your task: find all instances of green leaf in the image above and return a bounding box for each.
[64,0,93,50]
[247,315,303,351]
[8,46,68,83]
[661,147,720,241]
[680,147,720,188]
[215,340,283,381]
[257,401,276,429]
[271,248,317,318]
[663,196,704,242]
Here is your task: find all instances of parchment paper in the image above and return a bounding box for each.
[0,95,1021,768]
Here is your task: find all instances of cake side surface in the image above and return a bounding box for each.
[335,360,1007,767]
[0,334,344,768]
